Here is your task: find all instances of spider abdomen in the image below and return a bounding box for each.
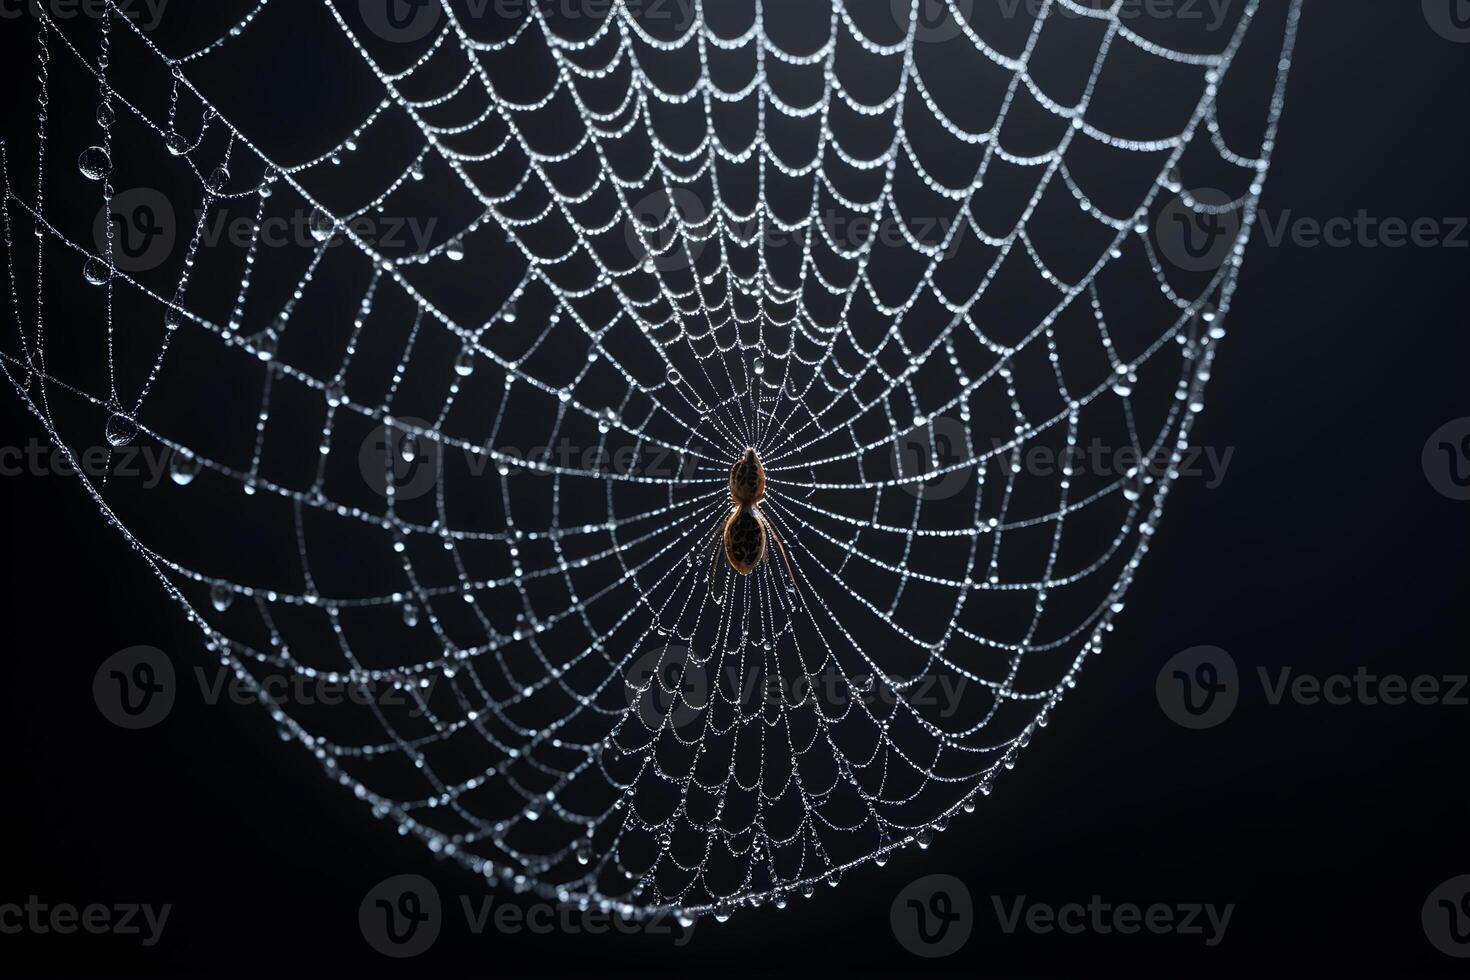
[722,506,767,575]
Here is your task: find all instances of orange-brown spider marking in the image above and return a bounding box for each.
[714,449,798,596]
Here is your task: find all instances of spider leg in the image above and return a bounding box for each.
[760,508,801,604]
[707,508,730,601]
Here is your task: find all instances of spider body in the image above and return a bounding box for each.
[713,449,797,594]
[723,448,769,575]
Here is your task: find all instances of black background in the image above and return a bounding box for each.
[2,1,1467,976]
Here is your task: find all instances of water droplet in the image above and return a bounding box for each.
[409,160,425,181]
[205,166,229,193]
[83,256,111,285]
[399,433,419,463]
[752,357,765,376]
[254,333,277,362]
[78,145,112,180]
[169,451,201,486]
[666,368,681,385]
[402,603,419,627]
[308,207,336,243]
[164,132,190,156]
[502,302,517,324]
[96,104,115,129]
[445,243,464,262]
[453,348,475,377]
[104,412,137,447]
[164,306,184,331]
[210,582,233,612]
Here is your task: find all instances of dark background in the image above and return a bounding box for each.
[2,1,1467,976]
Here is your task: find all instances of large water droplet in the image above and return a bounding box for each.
[205,166,230,193]
[445,243,464,262]
[402,603,419,627]
[752,357,765,377]
[308,207,336,243]
[78,145,112,180]
[169,451,201,486]
[96,103,116,129]
[453,348,475,377]
[502,302,518,324]
[104,412,137,447]
[666,368,681,385]
[83,256,111,285]
[210,582,234,612]
[164,132,190,156]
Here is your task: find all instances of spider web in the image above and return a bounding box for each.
[1,0,1300,921]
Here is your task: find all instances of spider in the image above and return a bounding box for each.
[708,447,798,596]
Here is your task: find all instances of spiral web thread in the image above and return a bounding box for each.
[1,0,1299,921]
